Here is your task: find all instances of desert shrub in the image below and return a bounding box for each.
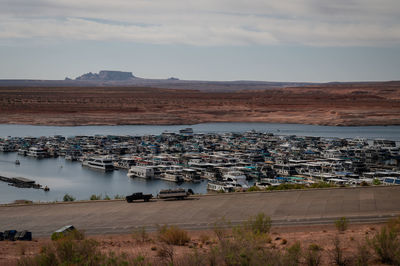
[114,194,125,199]
[355,242,370,266]
[18,236,145,266]
[63,194,75,202]
[51,229,85,241]
[387,216,400,233]
[369,225,400,264]
[157,244,174,265]
[244,212,271,235]
[282,241,302,266]
[90,194,101,200]
[268,183,306,191]
[373,178,381,185]
[158,225,190,246]
[331,236,352,266]
[175,248,208,266]
[213,217,231,241]
[103,194,111,200]
[18,238,102,266]
[132,227,149,243]
[305,243,322,266]
[199,233,210,244]
[247,185,262,192]
[335,217,348,232]
[309,182,336,189]
[18,243,27,256]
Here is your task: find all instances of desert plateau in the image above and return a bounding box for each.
[0,81,399,126]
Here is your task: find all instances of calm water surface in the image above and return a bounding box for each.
[0,122,399,204]
[0,152,207,204]
[0,123,400,140]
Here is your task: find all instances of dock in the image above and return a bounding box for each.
[0,175,45,189]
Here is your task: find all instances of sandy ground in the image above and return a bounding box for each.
[0,82,399,126]
[0,223,387,265]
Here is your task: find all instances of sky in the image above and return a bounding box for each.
[0,0,399,82]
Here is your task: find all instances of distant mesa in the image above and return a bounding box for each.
[74,70,136,81]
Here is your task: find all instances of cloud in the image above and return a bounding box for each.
[0,0,399,46]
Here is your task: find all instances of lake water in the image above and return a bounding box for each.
[1,122,400,204]
[0,152,207,204]
[1,123,400,140]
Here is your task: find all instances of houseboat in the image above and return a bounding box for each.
[27,147,49,158]
[127,166,154,179]
[160,170,184,183]
[207,181,235,192]
[82,157,114,171]
[223,171,249,189]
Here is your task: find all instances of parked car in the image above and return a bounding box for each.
[3,230,17,241]
[15,230,32,241]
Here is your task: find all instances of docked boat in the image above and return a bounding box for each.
[223,171,249,189]
[207,181,235,193]
[17,149,28,156]
[82,157,114,171]
[114,158,136,169]
[127,166,154,179]
[160,170,184,183]
[27,147,49,159]
[0,143,14,152]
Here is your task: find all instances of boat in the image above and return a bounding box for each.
[17,149,27,156]
[127,166,154,179]
[160,170,184,183]
[114,158,136,169]
[179,128,193,134]
[27,147,49,158]
[222,171,249,189]
[0,143,13,152]
[207,181,235,193]
[157,188,192,199]
[43,186,50,191]
[15,160,20,165]
[82,157,114,171]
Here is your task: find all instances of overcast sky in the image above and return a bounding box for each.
[0,0,399,81]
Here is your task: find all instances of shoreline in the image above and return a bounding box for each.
[1,120,400,127]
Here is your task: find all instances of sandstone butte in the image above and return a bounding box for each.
[0,82,399,126]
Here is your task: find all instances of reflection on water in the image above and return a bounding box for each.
[0,152,207,204]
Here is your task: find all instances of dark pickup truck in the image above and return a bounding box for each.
[126,192,153,203]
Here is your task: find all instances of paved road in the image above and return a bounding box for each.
[1,186,400,237]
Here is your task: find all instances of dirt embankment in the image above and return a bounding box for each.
[0,82,399,126]
[0,223,386,265]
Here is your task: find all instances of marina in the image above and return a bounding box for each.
[0,123,399,204]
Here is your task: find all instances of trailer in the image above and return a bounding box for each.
[125,192,153,203]
[157,188,194,200]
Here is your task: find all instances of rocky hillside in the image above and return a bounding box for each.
[74,71,136,81]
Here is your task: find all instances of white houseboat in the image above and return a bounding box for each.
[127,166,154,179]
[223,171,249,189]
[27,147,49,158]
[82,157,114,171]
[207,181,235,193]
